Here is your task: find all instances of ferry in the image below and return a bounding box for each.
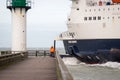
[58,0,120,64]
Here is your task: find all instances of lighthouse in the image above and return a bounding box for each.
[7,0,31,52]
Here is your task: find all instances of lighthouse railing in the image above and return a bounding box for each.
[6,0,12,7]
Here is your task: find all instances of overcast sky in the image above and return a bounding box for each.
[0,0,71,48]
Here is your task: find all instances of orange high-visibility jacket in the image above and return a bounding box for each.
[50,47,55,53]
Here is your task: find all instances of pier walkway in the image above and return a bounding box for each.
[0,56,57,80]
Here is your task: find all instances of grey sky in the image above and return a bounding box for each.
[0,0,71,48]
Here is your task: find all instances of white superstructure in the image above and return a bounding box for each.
[59,0,120,40]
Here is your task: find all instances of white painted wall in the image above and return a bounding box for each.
[12,8,26,52]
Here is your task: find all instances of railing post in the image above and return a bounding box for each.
[44,51,46,56]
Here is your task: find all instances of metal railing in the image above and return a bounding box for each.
[0,51,28,67]
[27,50,50,56]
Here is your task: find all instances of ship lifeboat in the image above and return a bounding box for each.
[112,0,120,3]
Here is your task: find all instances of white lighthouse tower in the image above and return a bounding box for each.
[7,0,31,52]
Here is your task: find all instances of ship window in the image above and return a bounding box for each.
[106,2,111,5]
[99,9,101,11]
[103,8,105,11]
[89,9,91,12]
[118,8,120,10]
[118,16,120,19]
[113,8,114,10]
[89,17,92,20]
[94,9,96,11]
[93,17,96,20]
[112,17,114,19]
[98,16,101,20]
[84,17,87,20]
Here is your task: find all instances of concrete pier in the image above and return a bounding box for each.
[0,50,73,80]
[0,56,57,80]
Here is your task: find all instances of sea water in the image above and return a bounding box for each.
[63,57,120,80]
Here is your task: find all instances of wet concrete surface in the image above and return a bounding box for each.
[0,56,57,80]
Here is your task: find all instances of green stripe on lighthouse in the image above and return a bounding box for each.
[12,0,26,7]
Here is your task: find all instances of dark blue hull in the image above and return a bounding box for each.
[63,39,120,64]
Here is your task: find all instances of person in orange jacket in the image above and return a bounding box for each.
[50,46,55,57]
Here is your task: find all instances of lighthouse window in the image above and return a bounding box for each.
[76,2,78,4]
[68,18,71,21]
[84,17,87,21]
[77,8,79,10]
[98,16,101,20]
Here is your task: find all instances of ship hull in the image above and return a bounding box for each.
[63,39,120,64]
